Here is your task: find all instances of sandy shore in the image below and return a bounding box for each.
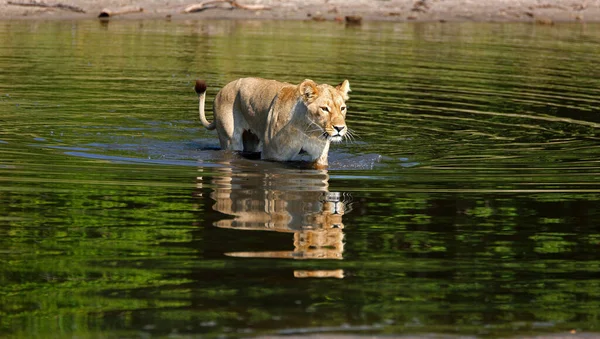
[1,0,599,22]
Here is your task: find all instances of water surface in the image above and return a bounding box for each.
[1,19,600,338]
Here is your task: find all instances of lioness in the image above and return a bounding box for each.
[194,77,351,167]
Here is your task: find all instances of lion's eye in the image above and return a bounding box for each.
[321,106,330,113]
[341,106,346,112]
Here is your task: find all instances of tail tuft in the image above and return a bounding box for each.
[194,80,207,94]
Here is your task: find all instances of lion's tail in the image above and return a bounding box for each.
[194,80,216,131]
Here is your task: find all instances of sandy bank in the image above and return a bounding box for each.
[1,0,599,23]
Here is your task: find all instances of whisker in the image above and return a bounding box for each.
[344,129,358,144]
[347,128,359,139]
[303,120,324,136]
[346,129,358,142]
[305,128,324,135]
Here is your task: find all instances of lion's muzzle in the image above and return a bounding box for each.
[329,125,346,142]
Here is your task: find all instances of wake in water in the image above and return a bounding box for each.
[37,136,387,171]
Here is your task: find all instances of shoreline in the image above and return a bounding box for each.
[1,0,599,23]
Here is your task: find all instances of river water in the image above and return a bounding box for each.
[1,19,600,338]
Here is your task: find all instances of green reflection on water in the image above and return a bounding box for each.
[1,19,600,338]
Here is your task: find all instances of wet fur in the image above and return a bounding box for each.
[195,77,350,167]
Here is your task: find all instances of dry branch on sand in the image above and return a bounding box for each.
[183,0,270,13]
[7,0,85,13]
[98,6,144,17]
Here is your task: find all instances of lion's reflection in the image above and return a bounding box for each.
[197,157,348,277]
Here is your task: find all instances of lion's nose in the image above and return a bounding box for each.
[333,125,345,133]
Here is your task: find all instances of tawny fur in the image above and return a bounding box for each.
[196,77,351,167]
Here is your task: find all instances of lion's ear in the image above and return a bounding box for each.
[299,79,319,103]
[336,80,351,100]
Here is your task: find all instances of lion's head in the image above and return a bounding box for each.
[299,79,351,143]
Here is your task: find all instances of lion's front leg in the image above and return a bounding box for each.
[311,141,330,169]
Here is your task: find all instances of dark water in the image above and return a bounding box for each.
[1,19,600,338]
